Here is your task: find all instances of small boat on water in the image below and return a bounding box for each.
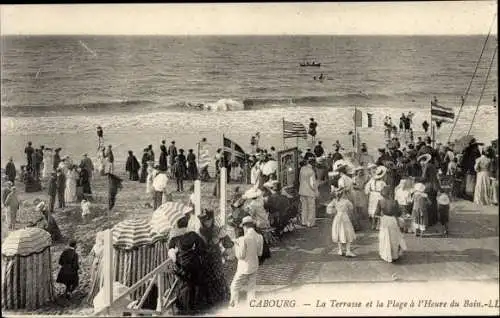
[300,62,321,67]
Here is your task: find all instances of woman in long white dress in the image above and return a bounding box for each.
[327,179,356,257]
[42,149,54,179]
[375,186,407,263]
[65,166,78,203]
[364,166,387,230]
[474,150,491,205]
[146,163,156,195]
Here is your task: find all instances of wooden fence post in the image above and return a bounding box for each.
[103,229,114,313]
[219,167,227,226]
[194,180,201,216]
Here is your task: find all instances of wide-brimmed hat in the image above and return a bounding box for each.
[374,166,387,179]
[414,183,426,193]
[242,187,263,200]
[240,216,255,227]
[417,153,432,164]
[367,163,377,170]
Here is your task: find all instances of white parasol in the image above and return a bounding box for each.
[261,160,278,176]
[152,173,168,192]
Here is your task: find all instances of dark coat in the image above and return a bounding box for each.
[172,162,186,179]
[48,176,58,197]
[125,155,140,173]
[168,145,178,161]
[56,173,66,193]
[108,173,123,195]
[53,153,61,171]
[168,231,206,283]
[56,248,79,287]
[5,162,16,182]
[159,151,168,172]
[264,192,291,231]
[314,145,324,158]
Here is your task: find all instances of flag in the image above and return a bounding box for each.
[431,100,454,123]
[223,136,246,162]
[283,120,307,139]
[367,113,374,128]
[353,109,363,127]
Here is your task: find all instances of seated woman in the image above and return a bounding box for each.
[167,215,207,315]
[375,186,407,263]
[263,181,292,235]
[197,209,233,310]
[29,200,63,242]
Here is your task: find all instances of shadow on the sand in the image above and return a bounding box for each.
[448,213,499,239]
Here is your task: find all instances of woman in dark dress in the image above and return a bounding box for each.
[197,209,233,310]
[56,240,80,299]
[78,165,92,195]
[187,149,198,181]
[417,153,441,227]
[139,148,149,183]
[167,216,207,315]
[29,201,63,242]
[125,151,141,181]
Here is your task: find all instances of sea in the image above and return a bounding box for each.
[1,35,498,165]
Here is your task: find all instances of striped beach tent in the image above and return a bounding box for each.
[112,219,153,250]
[110,219,170,300]
[150,202,194,238]
[2,228,54,310]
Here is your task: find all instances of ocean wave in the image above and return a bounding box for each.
[1,99,157,117]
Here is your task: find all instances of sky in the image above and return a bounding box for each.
[0,2,497,36]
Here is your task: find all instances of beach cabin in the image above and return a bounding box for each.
[1,228,54,310]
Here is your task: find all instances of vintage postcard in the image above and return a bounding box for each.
[0,2,498,317]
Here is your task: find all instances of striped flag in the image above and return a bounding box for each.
[283,120,307,139]
[223,136,246,162]
[198,142,211,169]
[431,100,455,123]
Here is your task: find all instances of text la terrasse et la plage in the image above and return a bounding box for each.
[248,298,500,309]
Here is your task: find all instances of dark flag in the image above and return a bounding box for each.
[223,136,246,163]
[367,113,374,128]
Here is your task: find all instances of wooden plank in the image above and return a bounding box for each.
[156,269,164,313]
[103,229,113,308]
[93,259,170,316]
[194,180,201,216]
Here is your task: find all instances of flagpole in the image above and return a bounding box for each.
[354,106,358,154]
[282,118,286,151]
[197,141,200,179]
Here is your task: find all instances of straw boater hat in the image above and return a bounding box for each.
[414,183,426,193]
[242,187,263,200]
[373,166,387,180]
[417,153,432,164]
[240,216,255,227]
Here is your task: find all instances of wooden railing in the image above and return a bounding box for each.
[93,259,178,317]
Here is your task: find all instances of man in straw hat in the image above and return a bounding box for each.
[230,216,264,307]
[299,157,319,227]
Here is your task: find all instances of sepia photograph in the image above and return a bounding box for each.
[0,2,498,316]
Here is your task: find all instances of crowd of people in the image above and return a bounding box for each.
[1,119,499,312]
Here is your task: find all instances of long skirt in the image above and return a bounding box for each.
[351,188,368,220]
[331,211,356,244]
[367,192,383,217]
[473,171,491,205]
[6,206,18,230]
[129,170,139,181]
[200,248,230,308]
[378,215,407,263]
[139,165,148,183]
[465,173,476,198]
[490,178,499,205]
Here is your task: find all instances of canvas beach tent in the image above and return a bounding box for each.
[2,228,54,310]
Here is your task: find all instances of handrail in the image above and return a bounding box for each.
[93,259,171,316]
[466,45,497,136]
[447,13,497,142]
